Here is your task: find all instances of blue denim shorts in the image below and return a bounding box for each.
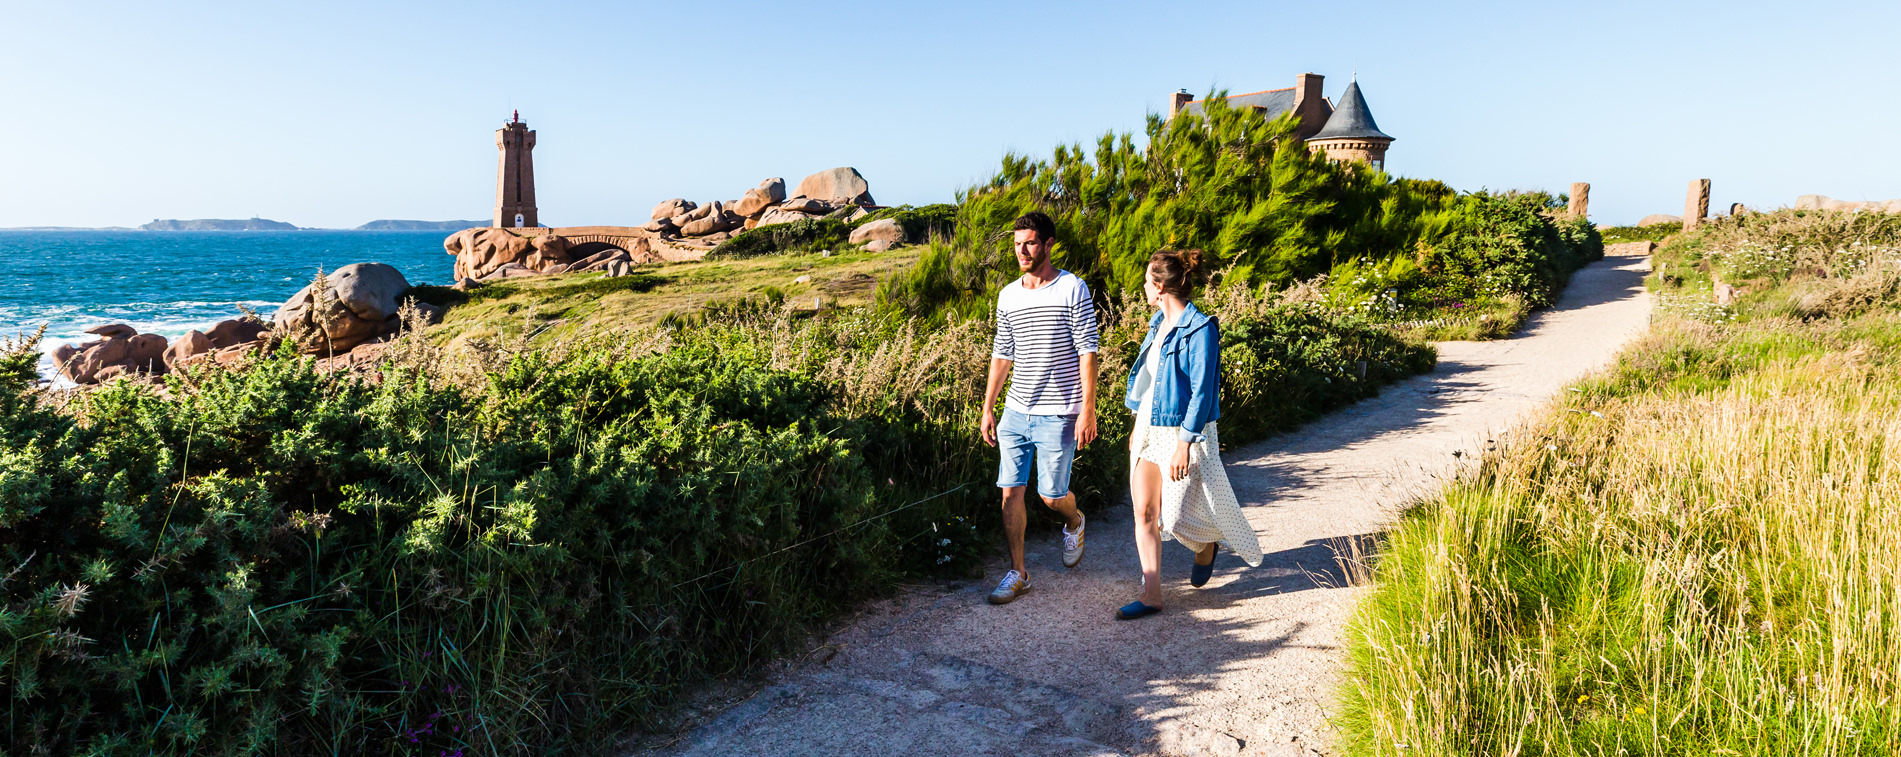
[995,409,1077,500]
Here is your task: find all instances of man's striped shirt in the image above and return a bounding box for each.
[991,270,1098,415]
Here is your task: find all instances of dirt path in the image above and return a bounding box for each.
[651,252,1652,757]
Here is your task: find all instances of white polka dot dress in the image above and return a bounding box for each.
[1129,310,1262,568]
[1131,421,1263,567]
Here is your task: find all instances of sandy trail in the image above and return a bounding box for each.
[652,252,1652,757]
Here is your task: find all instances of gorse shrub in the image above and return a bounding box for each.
[0,338,893,755]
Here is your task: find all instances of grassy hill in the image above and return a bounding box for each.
[410,246,920,351]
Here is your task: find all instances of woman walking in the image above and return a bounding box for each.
[1116,249,1263,620]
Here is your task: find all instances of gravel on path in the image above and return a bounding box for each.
[645,252,1653,757]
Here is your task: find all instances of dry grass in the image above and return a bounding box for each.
[1341,212,1901,755]
[426,247,919,353]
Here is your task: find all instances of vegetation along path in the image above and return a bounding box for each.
[652,250,1653,757]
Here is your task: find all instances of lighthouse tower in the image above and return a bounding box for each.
[494,111,537,228]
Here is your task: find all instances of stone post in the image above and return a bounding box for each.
[1683,179,1710,232]
[1568,182,1590,217]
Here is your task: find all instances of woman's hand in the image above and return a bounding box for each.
[1169,440,1193,481]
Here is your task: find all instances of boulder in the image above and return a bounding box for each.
[735,188,776,217]
[526,234,573,270]
[85,323,137,340]
[444,227,535,280]
[204,318,267,348]
[164,330,215,370]
[755,207,814,229]
[735,178,788,216]
[678,202,716,225]
[125,334,167,371]
[53,329,169,384]
[778,197,830,215]
[843,206,870,223]
[272,262,411,354]
[849,218,905,247]
[570,248,629,271]
[642,217,678,234]
[682,210,742,237]
[794,167,875,206]
[478,262,538,281]
[60,338,128,383]
[1637,214,1681,227]
[863,240,897,253]
[652,198,695,220]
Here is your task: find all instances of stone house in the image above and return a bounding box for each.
[1168,73,1394,170]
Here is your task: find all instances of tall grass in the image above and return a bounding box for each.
[1339,210,1901,755]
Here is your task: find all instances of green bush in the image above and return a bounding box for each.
[873,94,1600,335]
[709,218,850,258]
[1410,192,1603,310]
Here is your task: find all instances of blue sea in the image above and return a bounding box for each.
[0,230,456,380]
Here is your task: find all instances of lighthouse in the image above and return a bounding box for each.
[494,111,537,228]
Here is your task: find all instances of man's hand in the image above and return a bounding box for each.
[980,409,998,447]
[1076,409,1098,448]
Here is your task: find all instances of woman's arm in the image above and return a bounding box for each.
[1177,320,1220,443]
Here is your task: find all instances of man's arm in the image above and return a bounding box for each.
[980,357,1011,446]
[1076,352,1098,448]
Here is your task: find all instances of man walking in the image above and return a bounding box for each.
[979,211,1099,604]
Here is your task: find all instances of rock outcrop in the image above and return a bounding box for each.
[52,325,169,383]
[1637,214,1682,227]
[165,318,269,370]
[1795,195,1901,213]
[273,263,412,354]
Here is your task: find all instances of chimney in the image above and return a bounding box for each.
[1292,72,1327,139]
[1169,89,1193,118]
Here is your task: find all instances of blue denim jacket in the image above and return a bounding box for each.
[1123,302,1220,443]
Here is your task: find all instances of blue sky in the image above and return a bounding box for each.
[4,0,1898,228]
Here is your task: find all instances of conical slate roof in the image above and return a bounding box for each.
[1307,80,1393,142]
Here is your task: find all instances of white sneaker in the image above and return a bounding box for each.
[987,569,1031,604]
[1062,514,1085,568]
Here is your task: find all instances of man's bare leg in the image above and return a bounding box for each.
[1001,486,1029,574]
[1041,492,1084,532]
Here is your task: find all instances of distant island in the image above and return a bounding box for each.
[142,218,300,231]
[354,220,488,231]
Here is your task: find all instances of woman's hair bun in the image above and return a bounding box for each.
[1147,248,1208,298]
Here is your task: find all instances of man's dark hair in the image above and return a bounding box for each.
[1012,211,1055,242]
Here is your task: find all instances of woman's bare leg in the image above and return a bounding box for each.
[1131,458,1164,606]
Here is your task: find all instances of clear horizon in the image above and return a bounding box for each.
[6,0,1898,229]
